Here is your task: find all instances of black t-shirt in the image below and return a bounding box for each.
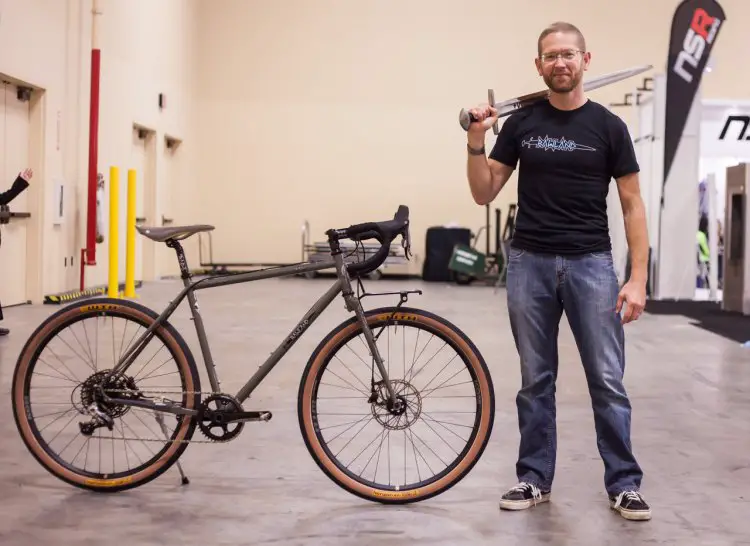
[488,99,639,255]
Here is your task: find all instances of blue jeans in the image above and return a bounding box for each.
[505,247,643,497]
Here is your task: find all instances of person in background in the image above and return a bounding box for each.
[697,214,709,287]
[0,168,33,336]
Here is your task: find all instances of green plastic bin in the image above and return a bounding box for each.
[448,243,486,278]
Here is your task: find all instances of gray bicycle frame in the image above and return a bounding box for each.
[101,240,397,415]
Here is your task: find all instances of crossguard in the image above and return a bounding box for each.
[488,89,497,135]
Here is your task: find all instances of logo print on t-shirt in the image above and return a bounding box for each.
[521,135,596,152]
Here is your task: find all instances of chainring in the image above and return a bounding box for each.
[197,394,245,442]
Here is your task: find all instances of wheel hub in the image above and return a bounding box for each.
[73,370,141,435]
[73,370,140,418]
[371,379,422,430]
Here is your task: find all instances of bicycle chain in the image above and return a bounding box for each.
[88,388,243,444]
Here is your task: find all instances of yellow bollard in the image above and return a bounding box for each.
[108,166,119,298]
[124,168,137,298]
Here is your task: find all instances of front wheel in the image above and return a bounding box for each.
[298,306,495,504]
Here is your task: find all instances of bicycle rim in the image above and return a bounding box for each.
[298,306,494,503]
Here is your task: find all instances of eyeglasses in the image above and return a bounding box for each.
[540,50,584,63]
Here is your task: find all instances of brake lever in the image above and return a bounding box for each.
[401,226,412,260]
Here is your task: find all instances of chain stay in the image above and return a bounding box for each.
[90,388,240,444]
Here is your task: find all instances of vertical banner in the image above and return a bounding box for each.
[663,0,725,189]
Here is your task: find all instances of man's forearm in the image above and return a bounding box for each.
[624,198,650,283]
[466,133,493,205]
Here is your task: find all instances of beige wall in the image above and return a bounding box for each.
[192,0,748,273]
[1,0,748,298]
[0,0,198,299]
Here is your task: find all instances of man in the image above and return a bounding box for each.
[0,168,33,336]
[464,22,651,521]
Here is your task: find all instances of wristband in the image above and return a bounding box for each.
[467,143,485,155]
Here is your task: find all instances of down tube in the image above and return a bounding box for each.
[234,278,344,403]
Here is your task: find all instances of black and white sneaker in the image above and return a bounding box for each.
[498,482,550,511]
[610,490,651,521]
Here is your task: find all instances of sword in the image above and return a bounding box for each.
[459,64,653,134]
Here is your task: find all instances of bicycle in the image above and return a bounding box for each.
[12,205,495,504]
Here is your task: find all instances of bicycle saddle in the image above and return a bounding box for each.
[136,224,214,242]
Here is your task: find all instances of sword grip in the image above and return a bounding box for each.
[458,89,499,134]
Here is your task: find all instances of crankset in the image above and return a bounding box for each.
[198,393,272,442]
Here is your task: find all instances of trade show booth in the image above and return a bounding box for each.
[723,163,749,314]
[609,72,750,309]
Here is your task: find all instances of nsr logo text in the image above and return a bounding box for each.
[673,8,722,84]
[719,116,750,141]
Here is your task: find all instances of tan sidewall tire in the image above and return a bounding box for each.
[12,299,199,492]
[298,307,494,504]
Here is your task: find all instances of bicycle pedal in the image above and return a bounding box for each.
[254,411,272,422]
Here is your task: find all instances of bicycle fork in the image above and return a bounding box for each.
[336,259,398,404]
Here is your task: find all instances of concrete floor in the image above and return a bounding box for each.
[1,274,749,546]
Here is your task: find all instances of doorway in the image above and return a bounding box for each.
[129,123,157,282]
[0,81,31,306]
[157,134,183,278]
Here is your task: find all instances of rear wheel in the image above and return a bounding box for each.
[298,306,494,504]
[12,298,201,492]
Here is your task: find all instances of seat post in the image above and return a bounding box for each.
[166,239,191,284]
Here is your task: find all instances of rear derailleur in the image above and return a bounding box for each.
[74,371,142,436]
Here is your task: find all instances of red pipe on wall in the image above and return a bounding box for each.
[80,47,100,290]
[86,47,100,265]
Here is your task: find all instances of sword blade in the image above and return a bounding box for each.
[459,64,653,132]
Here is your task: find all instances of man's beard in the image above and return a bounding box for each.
[543,70,582,93]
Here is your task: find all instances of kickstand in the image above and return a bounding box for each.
[154,412,190,485]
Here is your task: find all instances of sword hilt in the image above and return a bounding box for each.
[458,89,499,134]
[488,89,497,135]
[458,109,475,131]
